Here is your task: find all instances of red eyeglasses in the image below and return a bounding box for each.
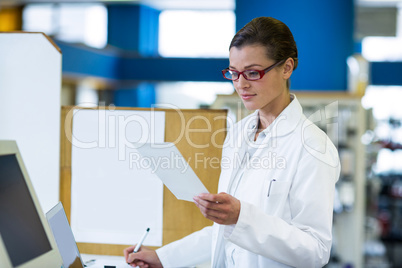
[222,60,285,81]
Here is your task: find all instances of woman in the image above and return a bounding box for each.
[124,17,340,268]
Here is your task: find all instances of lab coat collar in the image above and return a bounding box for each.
[224,94,303,195]
[250,94,303,138]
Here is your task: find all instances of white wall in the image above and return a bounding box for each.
[0,32,62,213]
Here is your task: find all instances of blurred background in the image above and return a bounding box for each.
[1,0,402,267]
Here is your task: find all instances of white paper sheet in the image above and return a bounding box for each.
[135,142,209,202]
[70,109,165,246]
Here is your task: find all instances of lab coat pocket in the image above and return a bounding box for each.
[263,179,292,215]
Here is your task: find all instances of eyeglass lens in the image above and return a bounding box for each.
[223,70,261,81]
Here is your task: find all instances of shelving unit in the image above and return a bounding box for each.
[297,92,368,268]
[367,121,402,267]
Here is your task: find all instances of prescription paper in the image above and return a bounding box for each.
[135,142,209,202]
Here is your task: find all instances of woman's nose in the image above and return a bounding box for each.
[237,74,250,88]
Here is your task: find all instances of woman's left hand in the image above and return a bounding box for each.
[193,192,240,225]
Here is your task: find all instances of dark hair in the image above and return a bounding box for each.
[230,17,298,72]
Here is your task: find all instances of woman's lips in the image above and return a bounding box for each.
[240,94,256,100]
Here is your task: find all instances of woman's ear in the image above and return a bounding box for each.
[283,58,294,79]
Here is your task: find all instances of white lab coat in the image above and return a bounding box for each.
[156,95,340,268]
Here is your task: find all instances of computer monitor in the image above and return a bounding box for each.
[46,202,84,268]
[0,140,63,268]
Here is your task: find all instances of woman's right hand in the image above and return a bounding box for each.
[123,245,163,268]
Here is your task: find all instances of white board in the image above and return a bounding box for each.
[70,109,165,246]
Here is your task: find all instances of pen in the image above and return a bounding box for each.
[267,179,276,197]
[84,259,96,266]
[133,228,150,253]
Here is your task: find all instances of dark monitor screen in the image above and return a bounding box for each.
[0,154,52,267]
